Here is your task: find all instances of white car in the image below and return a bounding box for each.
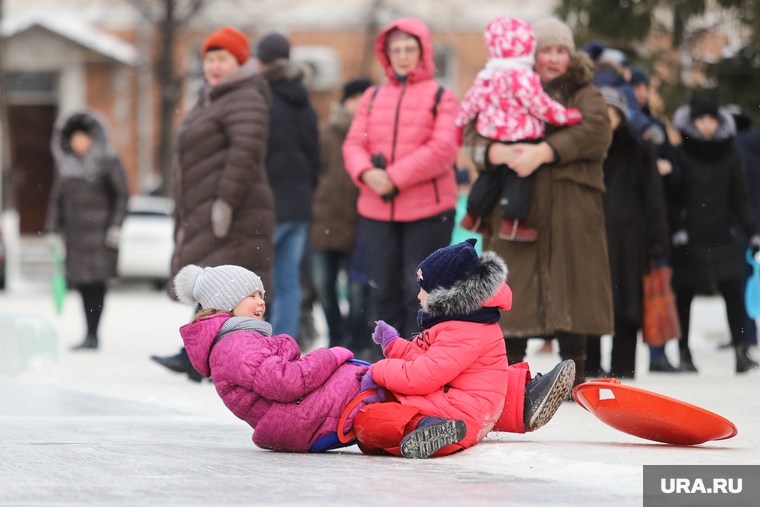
[117,195,175,288]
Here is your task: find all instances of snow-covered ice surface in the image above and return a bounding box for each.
[1,282,758,506]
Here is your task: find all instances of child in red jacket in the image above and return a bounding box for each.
[355,238,575,458]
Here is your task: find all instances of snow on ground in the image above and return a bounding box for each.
[1,280,758,506]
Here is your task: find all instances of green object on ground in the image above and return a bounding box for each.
[51,245,67,314]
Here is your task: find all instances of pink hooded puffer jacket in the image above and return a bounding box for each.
[342,17,459,222]
[181,313,368,452]
[370,251,511,449]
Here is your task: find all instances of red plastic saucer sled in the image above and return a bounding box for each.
[572,378,738,445]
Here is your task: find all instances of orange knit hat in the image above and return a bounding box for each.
[202,26,250,64]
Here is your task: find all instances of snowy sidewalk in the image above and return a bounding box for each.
[1,284,758,506]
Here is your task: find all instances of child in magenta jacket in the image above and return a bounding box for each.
[355,239,576,458]
[455,15,582,242]
[175,264,368,453]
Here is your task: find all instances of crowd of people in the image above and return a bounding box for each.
[46,12,760,459]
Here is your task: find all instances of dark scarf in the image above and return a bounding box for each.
[680,135,734,164]
[417,306,501,330]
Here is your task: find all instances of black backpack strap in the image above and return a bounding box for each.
[433,85,445,118]
[367,85,382,113]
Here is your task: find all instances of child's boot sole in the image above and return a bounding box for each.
[526,361,575,431]
[400,419,467,459]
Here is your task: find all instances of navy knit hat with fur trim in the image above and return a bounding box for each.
[416,238,480,293]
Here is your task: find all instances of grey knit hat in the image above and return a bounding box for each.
[600,86,629,119]
[174,264,265,312]
[532,18,575,53]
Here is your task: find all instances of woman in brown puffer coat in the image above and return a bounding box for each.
[169,37,274,293]
[462,18,613,388]
[46,109,130,350]
[153,26,275,381]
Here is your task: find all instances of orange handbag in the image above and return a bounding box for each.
[641,265,681,346]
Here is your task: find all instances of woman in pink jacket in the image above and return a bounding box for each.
[343,18,459,340]
[354,239,576,458]
[175,264,368,453]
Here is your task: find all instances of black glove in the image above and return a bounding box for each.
[371,153,399,202]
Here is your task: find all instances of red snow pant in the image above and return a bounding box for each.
[493,361,531,433]
[353,362,532,456]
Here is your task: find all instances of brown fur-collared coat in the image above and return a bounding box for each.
[463,52,614,339]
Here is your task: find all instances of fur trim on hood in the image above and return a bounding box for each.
[262,58,311,84]
[50,109,112,180]
[544,51,595,102]
[423,251,508,316]
[672,105,736,142]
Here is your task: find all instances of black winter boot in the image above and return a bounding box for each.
[678,348,698,373]
[71,334,98,350]
[399,417,467,459]
[649,355,680,373]
[151,348,203,382]
[523,360,575,431]
[735,344,759,373]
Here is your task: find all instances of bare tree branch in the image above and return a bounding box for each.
[128,0,159,24]
[177,0,208,26]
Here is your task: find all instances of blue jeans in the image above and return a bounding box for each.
[270,221,309,338]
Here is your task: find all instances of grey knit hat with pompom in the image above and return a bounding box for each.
[174,264,265,312]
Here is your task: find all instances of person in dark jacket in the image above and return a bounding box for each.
[585,88,674,378]
[670,96,760,373]
[152,26,274,381]
[310,78,373,356]
[630,67,681,183]
[256,32,320,339]
[46,110,130,350]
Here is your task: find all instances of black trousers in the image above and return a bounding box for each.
[360,209,455,338]
[676,278,748,350]
[466,166,533,220]
[586,322,638,378]
[79,282,106,338]
[505,333,589,364]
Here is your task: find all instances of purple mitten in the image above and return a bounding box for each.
[329,347,354,365]
[360,370,387,404]
[372,320,399,351]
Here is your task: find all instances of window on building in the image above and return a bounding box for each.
[5,72,58,103]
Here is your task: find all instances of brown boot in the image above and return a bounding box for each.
[459,212,492,238]
[498,218,538,242]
